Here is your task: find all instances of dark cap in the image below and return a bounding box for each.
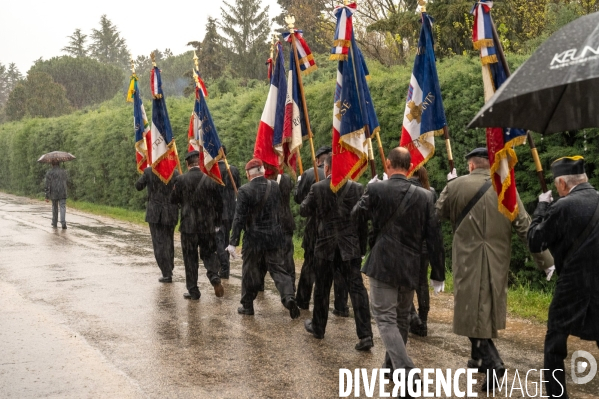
[315,145,332,158]
[465,147,488,159]
[551,156,585,178]
[185,150,199,161]
[245,158,263,171]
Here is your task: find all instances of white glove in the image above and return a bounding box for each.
[369,176,380,184]
[539,191,553,203]
[430,280,445,295]
[215,226,220,233]
[447,168,457,181]
[545,265,555,281]
[226,245,238,260]
[297,175,302,182]
[383,172,389,181]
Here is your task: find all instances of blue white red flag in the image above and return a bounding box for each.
[399,12,447,176]
[126,74,149,174]
[471,0,525,220]
[330,2,378,192]
[283,30,317,75]
[149,66,179,183]
[188,70,223,185]
[255,42,286,177]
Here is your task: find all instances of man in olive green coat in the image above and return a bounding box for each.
[436,147,553,388]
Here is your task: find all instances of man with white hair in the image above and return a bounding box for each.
[528,156,599,399]
[227,158,300,319]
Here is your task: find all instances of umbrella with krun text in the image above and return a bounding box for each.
[37,151,76,164]
[468,11,599,134]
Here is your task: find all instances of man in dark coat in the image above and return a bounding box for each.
[171,151,224,300]
[527,156,599,399]
[227,158,300,319]
[215,145,241,279]
[294,145,348,314]
[300,154,373,350]
[351,147,445,374]
[45,161,68,229]
[135,166,179,282]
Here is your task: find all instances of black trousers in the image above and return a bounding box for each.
[312,250,372,339]
[296,246,348,310]
[241,246,295,308]
[261,233,296,289]
[149,223,176,278]
[469,337,504,370]
[216,219,232,275]
[544,329,599,398]
[181,232,221,297]
[409,253,430,321]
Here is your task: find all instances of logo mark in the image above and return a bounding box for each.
[571,350,597,385]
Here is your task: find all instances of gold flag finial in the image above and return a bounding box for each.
[418,0,427,13]
[130,58,136,74]
[193,50,199,70]
[150,51,157,67]
[285,15,295,33]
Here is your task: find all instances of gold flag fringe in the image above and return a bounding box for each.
[472,39,495,50]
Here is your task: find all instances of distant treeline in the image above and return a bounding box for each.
[1,53,595,290]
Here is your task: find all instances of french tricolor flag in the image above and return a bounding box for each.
[149,66,179,183]
[254,42,286,177]
[399,12,447,176]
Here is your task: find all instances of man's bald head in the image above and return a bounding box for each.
[387,147,411,171]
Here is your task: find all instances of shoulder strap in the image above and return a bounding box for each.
[564,195,599,263]
[377,184,416,239]
[336,181,352,208]
[455,180,492,231]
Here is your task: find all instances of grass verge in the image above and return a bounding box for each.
[67,199,146,225]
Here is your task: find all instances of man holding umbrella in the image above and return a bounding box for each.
[528,156,599,399]
[45,161,68,229]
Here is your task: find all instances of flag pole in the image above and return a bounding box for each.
[193,51,237,193]
[286,16,319,182]
[490,19,547,192]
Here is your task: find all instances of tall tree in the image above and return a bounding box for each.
[0,63,8,108]
[199,17,226,80]
[89,15,130,68]
[5,72,72,121]
[62,29,88,58]
[220,0,271,80]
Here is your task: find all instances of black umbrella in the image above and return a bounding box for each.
[37,151,76,163]
[468,11,599,134]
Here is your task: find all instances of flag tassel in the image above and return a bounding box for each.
[291,33,319,182]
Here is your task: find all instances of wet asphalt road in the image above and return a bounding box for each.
[0,192,598,398]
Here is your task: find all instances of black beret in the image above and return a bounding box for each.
[185,150,199,161]
[465,147,488,159]
[315,146,332,158]
[551,156,585,178]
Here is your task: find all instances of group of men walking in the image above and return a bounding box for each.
[133,142,598,398]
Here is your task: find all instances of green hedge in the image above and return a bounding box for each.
[1,53,595,290]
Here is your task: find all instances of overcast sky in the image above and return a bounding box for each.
[1,0,281,73]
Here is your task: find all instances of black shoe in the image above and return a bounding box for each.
[304,319,324,339]
[183,292,200,300]
[480,366,506,392]
[333,308,350,317]
[410,320,428,337]
[61,224,67,229]
[285,298,301,319]
[158,276,172,283]
[51,224,57,228]
[238,306,254,315]
[297,302,309,310]
[355,336,374,351]
[213,282,224,297]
